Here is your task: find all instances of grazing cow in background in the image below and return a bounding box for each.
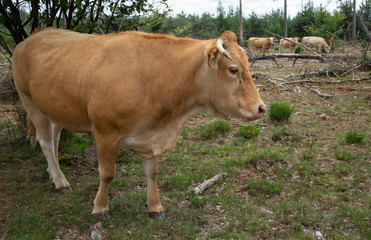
[302,36,330,53]
[248,37,276,56]
[12,28,265,219]
[279,37,301,53]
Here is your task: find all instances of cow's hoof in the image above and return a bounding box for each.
[56,186,73,194]
[93,213,110,221]
[148,211,165,219]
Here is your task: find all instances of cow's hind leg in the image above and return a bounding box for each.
[19,92,71,191]
[92,133,119,218]
[144,156,164,219]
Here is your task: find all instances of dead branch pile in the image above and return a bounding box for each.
[248,53,326,67]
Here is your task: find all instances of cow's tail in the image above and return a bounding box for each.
[26,115,37,148]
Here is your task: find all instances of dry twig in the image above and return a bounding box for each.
[193,173,227,194]
[308,87,335,98]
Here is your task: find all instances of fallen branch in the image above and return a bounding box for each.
[265,30,327,61]
[249,53,325,61]
[308,87,335,98]
[284,78,370,85]
[249,53,326,67]
[327,32,371,61]
[192,173,227,195]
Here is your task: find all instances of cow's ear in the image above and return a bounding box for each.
[206,46,221,69]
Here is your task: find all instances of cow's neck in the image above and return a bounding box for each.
[120,41,211,158]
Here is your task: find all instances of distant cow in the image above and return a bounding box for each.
[302,36,330,53]
[248,37,276,56]
[279,37,300,53]
[12,28,265,219]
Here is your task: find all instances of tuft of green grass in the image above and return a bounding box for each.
[269,102,293,123]
[59,129,95,154]
[334,149,354,161]
[345,130,365,144]
[246,179,283,196]
[200,119,232,139]
[240,125,260,139]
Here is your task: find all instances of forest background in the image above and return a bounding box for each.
[1,0,370,56]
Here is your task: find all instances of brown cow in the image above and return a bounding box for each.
[12,28,265,219]
[279,37,300,53]
[248,37,275,56]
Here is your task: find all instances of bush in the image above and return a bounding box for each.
[240,125,260,139]
[269,102,293,122]
[345,130,365,144]
[361,40,368,48]
[295,46,302,54]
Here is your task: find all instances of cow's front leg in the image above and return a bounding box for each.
[92,133,119,218]
[143,156,164,219]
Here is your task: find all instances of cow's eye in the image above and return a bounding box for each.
[229,67,239,75]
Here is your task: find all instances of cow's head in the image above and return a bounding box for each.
[204,31,265,121]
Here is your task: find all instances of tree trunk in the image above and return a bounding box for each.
[284,0,287,38]
[240,0,243,45]
[352,0,357,40]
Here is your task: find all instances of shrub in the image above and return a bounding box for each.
[269,102,293,122]
[361,40,368,48]
[345,130,365,144]
[295,46,302,54]
[240,125,260,139]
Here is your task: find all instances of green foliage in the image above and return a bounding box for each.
[200,119,232,139]
[265,9,285,36]
[173,22,192,37]
[244,12,266,37]
[240,125,260,139]
[334,150,354,162]
[269,102,293,122]
[345,130,365,144]
[357,0,371,40]
[291,1,315,37]
[59,129,95,154]
[304,6,345,39]
[246,179,283,196]
[361,40,369,48]
[295,46,302,54]
[0,0,170,54]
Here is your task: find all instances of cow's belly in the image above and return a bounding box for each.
[119,123,182,159]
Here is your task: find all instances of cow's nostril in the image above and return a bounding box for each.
[258,104,266,115]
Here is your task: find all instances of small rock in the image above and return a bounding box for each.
[91,222,105,240]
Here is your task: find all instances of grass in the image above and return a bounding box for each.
[240,124,260,139]
[199,119,232,139]
[0,58,370,239]
[269,102,293,123]
[345,130,365,144]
